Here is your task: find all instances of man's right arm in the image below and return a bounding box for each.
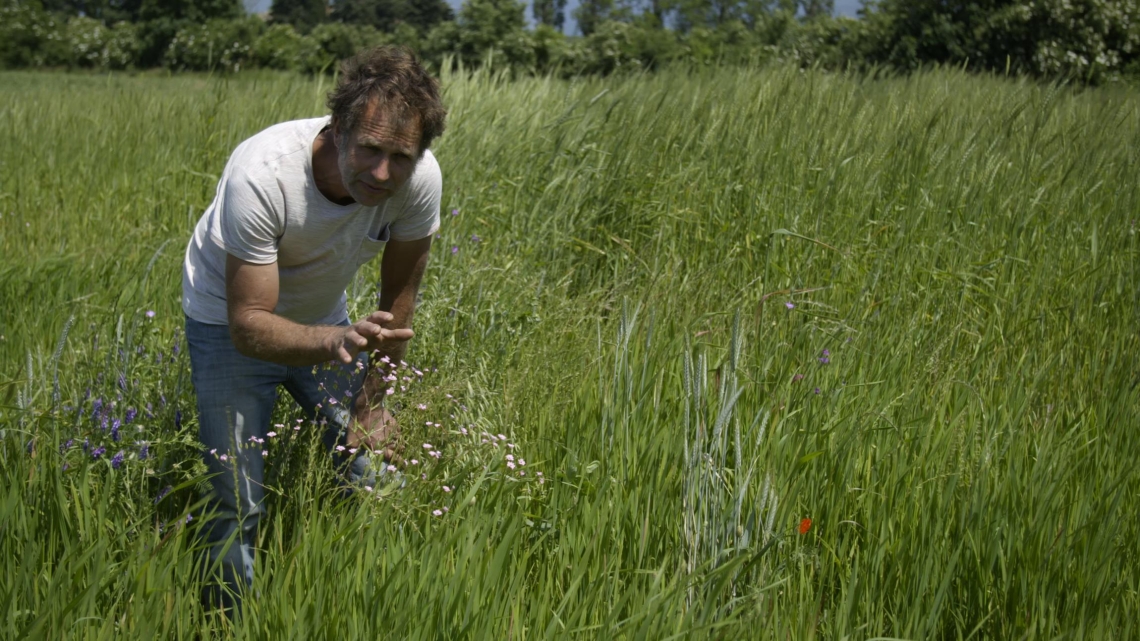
[225,254,409,366]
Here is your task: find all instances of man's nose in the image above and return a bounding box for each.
[371,155,391,183]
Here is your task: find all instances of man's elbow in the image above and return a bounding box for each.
[227,309,261,358]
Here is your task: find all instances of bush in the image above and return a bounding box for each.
[0,1,70,68]
[164,16,265,72]
[303,22,386,73]
[252,23,320,70]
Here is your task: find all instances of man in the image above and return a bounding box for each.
[180,46,447,610]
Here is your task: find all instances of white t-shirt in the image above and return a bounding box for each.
[182,116,441,326]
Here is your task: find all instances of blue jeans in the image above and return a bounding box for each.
[185,315,376,609]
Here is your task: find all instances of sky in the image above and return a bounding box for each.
[248,0,864,35]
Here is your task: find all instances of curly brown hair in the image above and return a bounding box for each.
[326,46,447,154]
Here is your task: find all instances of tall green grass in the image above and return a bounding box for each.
[1,64,1138,638]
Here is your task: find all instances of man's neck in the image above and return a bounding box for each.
[311,127,355,206]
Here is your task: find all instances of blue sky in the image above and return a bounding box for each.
[248,0,864,35]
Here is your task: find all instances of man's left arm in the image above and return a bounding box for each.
[349,235,432,454]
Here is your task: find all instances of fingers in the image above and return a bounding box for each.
[379,327,414,342]
[365,310,395,325]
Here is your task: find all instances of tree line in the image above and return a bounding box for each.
[3,0,1138,83]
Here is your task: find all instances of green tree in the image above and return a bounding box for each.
[271,0,327,33]
[573,0,613,35]
[532,0,567,31]
[331,0,452,33]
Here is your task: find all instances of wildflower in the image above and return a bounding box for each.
[799,518,812,535]
[410,459,419,465]
[364,485,374,492]
[433,509,443,516]
[417,404,427,410]
[219,454,229,462]
[442,485,451,492]
[111,451,125,469]
[91,446,106,459]
[186,514,193,524]
[451,208,459,216]
[146,310,156,318]
[518,459,525,466]
[818,356,830,364]
[813,387,821,395]
[470,234,481,243]
[451,246,459,254]
[519,471,525,477]
[507,461,516,469]
[262,450,268,457]
[430,450,441,458]
[442,506,449,513]
[348,448,358,454]
[793,373,804,382]
[785,302,795,309]
[139,442,149,460]
[125,407,137,424]
[385,388,395,395]
[336,445,346,452]
[267,431,277,438]
[386,464,397,473]
[174,410,182,430]
[423,443,433,449]
[506,454,514,461]
[154,486,172,504]
[497,434,507,441]
[459,427,468,435]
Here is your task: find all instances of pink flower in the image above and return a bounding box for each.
[336,445,346,452]
[507,461,516,469]
[261,450,268,457]
[417,404,427,410]
[386,464,397,473]
[385,388,395,396]
[423,443,433,449]
[442,485,451,492]
[433,509,443,516]
[518,459,525,466]
[219,454,228,462]
[348,448,358,454]
[519,471,525,477]
[497,434,507,441]
[267,431,277,438]
[364,485,374,492]
[506,454,514,461]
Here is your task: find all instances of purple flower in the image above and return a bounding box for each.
[92,398,103,418]
[111,451,125,469]
[174,409,182,430]
[785,302,795,309]
[125,407,137,424]
[451,208,459,216]
[185,514,193,524]
[111,419,121,442]
[61,439,74,453]
[451,246,459,254]
[83,438,90,453]
[91,446,107,459]
[822,349,830,357]
[813,387,821,395]
[470,234,481,243]
[154,486,172,504]
[117,373,128,391]
[138,442,149,460]
[818,356,830,364]
[145,310,155,318]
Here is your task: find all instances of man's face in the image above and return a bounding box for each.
[335,99,422,207]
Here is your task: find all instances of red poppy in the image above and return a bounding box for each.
[798,518,812,535]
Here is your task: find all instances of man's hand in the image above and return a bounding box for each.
[330,310,414,365]
[349,404,403,464]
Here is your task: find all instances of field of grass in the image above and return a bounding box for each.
[1,64,1138,639]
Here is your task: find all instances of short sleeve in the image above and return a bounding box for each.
[212,165,282,265]
[388,151,442,242]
